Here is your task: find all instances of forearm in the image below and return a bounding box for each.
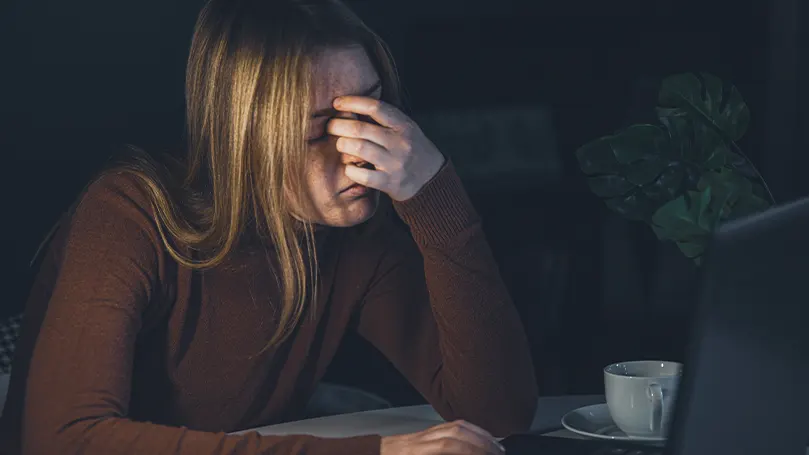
[412,227,538,435]
[23,415,381,455]
[393,163,538,436]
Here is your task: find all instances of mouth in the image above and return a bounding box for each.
[339,162,375,196]
[339,183,369,195]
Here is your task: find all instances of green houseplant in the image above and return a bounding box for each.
[575,72,775,264]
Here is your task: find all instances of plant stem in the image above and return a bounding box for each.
[729,142,777,205]
[672,92,777,205]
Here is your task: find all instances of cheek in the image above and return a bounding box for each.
[304,147,343,195]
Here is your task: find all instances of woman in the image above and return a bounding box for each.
[0,0,538,453]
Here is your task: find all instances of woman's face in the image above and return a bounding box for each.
[294,45,383,227]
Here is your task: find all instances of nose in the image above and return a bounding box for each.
[339,149,371,168]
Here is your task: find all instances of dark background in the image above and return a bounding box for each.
[2,0,807,404]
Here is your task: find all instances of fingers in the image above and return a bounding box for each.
[327,118,392,148]
[421,421,505,455]
[336,137,397,172]
[418,437,501,455]
[333,96,408,129]
[344,165,387,191]
[380,421,505,455]
[429,420,495,440]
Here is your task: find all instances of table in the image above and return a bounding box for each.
[232,395,605,438]
[235,396,809,454]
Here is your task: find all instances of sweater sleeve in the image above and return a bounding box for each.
[353,161,539,438]
[22,173,381,455]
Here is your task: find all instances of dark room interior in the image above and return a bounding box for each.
[1,0,808,452]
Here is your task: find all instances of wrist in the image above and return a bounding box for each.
[392,160,479,247]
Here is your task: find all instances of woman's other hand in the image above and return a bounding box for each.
[380,420,507,455]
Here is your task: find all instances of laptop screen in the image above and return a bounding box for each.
[666,200,809,455]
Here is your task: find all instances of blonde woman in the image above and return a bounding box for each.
[0,0,538,454]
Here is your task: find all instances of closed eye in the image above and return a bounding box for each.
[307,133,329,144]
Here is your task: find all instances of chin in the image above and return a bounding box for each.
[323,191,380,227]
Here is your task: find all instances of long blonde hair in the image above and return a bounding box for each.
[40,0,403,351]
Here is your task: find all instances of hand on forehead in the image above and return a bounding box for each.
[311,46,381,117]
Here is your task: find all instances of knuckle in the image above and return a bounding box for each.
[351,122,365,137]
[437,439,457,452]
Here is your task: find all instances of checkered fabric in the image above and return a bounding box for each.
[0,313,23,374]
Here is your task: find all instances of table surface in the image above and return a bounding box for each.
[232,395,605,438]
[234,395,809,455]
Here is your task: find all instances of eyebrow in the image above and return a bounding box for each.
[311,79,383,118]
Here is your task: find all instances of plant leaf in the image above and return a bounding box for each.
[651,190,714,261]
[725,150,760,179]
[650,192,712,241]
[575,137,620,175]
[696,186,713,231]
[641,164,687,202]
[577,72,767,266]
[731,193,771,219]
[587,175,635,198]
[697,169,750,216]
[624,158,669,186]
[657,106,732,170]
[605,190,659,222]
[676,240,706,259]
[658,72,750,142]
[609,124,671,164]
[697,168,771,222]
[576,125,681,221]
[657,107,700,162]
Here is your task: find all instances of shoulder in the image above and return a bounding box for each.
[74,170,156,225]
[66,169,165,258]
[80,170,154,212]
[72,147,186,233]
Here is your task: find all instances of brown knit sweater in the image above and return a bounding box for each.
[0,161,538,455]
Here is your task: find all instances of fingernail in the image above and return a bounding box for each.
[333,97,343,108]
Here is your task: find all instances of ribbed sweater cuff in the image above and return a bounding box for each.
[393,160,479,248]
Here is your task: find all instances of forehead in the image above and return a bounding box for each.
[310,46,379,107]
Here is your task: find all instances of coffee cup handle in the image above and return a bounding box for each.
[647,383,664,433]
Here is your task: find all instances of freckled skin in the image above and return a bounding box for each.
[294,45,382,227]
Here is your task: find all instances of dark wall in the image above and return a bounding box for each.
[3,0,773,402]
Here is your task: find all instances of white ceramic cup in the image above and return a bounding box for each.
[604,360,682,439]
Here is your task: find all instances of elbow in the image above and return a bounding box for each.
[485,396,538,438]
[454,390,538,438]
[23,425,74,455]
[22,427,63,455]
[23,415,110,455]
[510,393,539,435]
[448,374,539,438]
[480,382,539,438]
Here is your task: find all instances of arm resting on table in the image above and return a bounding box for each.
[21,174,380,455]
[355,162,539,438]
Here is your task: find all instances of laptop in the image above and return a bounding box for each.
[502,196,809,455]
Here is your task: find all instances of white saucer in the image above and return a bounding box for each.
[561,403,666,444]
